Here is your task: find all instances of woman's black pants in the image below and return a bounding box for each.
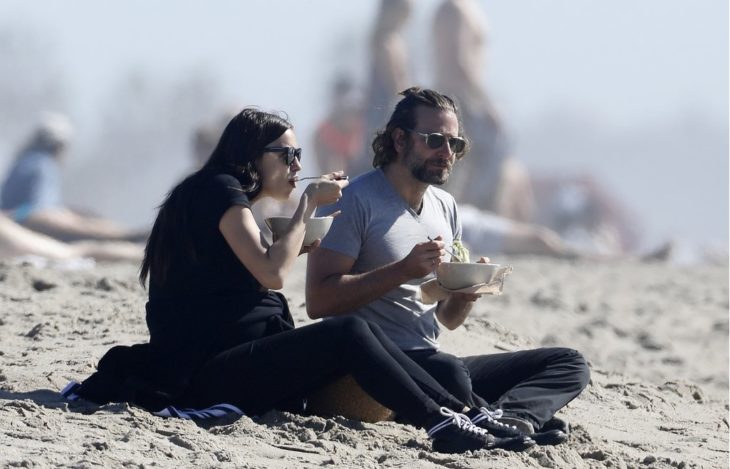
[183,316,465,428]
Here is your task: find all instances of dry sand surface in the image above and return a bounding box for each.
[0,256,727,468]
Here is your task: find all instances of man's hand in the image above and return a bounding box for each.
[436,255,491,329]
[399,236,446,279]
[299,238,321,255]
[447,291,482,302]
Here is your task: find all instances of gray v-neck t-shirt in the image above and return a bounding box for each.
[316,169,461,350]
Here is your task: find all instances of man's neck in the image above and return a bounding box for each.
[382,163,429,212]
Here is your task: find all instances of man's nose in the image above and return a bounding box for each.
[438,141,455,159]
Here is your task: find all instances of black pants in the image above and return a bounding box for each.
[405,347,590,430]
[182,317,465,428]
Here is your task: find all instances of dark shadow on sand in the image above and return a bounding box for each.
[0,388,243,428]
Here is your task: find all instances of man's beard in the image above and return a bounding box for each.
[406,149,451,185]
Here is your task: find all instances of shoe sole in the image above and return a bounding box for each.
[532,429,568,446]
[487,436,536,452]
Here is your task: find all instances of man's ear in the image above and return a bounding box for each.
[392,128,407,154]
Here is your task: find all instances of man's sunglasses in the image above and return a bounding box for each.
[264,146,302,166]
[405,129,467,156]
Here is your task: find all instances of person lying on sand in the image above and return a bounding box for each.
[62,108,534,454]
[0,212,141,262]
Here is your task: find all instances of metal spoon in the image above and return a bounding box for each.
[295,175,349,182]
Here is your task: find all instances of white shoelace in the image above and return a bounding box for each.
[472,407,517,430]
[427,407,491,438]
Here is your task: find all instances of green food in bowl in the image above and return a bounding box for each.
[451,239,470,263]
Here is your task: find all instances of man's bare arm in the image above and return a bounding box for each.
[435,292,480,330]
[306,239,445,319]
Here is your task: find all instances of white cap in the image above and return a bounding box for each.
[36,111,74,146]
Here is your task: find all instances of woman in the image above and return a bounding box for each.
[66,109,533,454]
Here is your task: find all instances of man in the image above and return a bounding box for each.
[307,87,590,444]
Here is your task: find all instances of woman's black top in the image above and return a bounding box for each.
[146,169,294,381]
[148,169,261,301]
[74,169,294,410]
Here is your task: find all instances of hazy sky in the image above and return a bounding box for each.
[0,0,727,251]
[3,1,726,128]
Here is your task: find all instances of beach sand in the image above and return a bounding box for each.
[0,256,727,468]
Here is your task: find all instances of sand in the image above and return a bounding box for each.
[0,256,727,468]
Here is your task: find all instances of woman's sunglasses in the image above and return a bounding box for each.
[264,146,302,166]
[405,129,467,157]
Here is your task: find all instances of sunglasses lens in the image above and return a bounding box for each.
[426,134,446,149]
[449,138,466,154]
[284,148,302,166]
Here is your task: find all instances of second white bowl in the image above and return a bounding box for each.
[265,216,334,246]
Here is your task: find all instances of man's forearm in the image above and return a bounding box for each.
[435,295,474,330]
[306,261,411,318]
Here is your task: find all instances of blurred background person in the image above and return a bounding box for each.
[354,0,413,177]
[431,0,662,260]
[530,175,638,256]
[459,203,672,262]
[432,0,534,223]
[1,112,147,243]
[459,205,581,259]
[0,212,141,262]
[191,121,225,170]
[313,75,364,176]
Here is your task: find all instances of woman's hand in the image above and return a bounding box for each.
[305,171,349,207]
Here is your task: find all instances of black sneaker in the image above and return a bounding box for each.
[539,416,570,434]
[533,417,570,445]
[467,407,524,438]
[427,408,535,454]
[500,415,570,446]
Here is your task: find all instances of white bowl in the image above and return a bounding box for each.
[265,216,333,246]
[436,262,502,290]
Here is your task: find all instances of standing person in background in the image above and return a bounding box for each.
[313,76,365,176]
[1,112,147,243]
[353,0,413,176]
[191,115,231,170]
[433,0,534,223]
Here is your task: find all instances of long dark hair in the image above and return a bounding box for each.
[139,108,293,287]
[371,87,469,168]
